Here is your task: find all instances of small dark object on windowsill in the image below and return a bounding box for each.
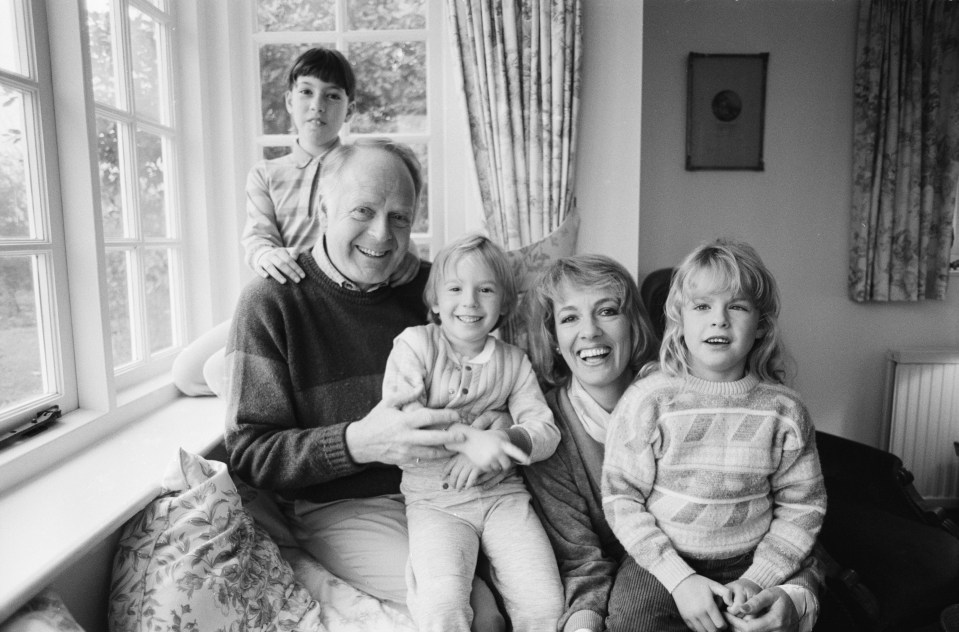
[0,405,61,450]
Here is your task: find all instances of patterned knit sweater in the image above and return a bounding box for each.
[224,252,430,503]
[601,372,826,592]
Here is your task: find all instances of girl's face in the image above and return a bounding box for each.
[680,274,762,382]
[553,280,634,411]
[431,254,505,358]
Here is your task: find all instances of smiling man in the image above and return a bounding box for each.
[225,139,485,609]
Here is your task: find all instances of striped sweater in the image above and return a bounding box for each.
[382,324,560,468]
[601,372,826,592]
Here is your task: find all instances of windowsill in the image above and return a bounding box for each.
[0,392,226,622]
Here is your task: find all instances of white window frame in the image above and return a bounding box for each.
[0,0,217,491]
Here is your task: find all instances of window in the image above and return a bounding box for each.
[0,0,188,439]
[0,0,73,433]
[252,0,445,257]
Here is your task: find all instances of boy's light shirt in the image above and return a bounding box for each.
[567,376,611,444]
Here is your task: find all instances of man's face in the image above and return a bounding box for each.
[322,148,415,289]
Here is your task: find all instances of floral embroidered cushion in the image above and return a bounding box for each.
[108,448,326,632]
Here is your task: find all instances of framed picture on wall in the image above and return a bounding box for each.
[686,52,768,171]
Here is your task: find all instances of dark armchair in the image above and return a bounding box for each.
[815,430,959,631]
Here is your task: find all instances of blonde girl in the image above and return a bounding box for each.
[602,239,827,632]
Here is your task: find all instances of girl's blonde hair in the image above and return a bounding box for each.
[659,239,786,383]
[424,233,517,327]
[525,254,659,388]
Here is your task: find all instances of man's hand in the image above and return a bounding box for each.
[255,248,305,284]
[344,394,462,465]
[724,578,762,610]
[672,574,732,632]
[724,587,801,632]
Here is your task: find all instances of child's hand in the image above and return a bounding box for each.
[255,248,305,284]
[723,578,762,613]
[446,425,530,471]
[469,410,511,431]
[388,249,420,286]
[672,574,732,632]
[443,453,485,490]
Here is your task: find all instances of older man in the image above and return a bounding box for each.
[225,140,490,609]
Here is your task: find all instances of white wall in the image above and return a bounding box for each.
[629,0,959,446]
[575,0,644,276]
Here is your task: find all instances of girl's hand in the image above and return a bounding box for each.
[444,453,484,490]
[388,250,420,286]
[724,578,762,611]
[672,574,732,632]
[446,425,530,471]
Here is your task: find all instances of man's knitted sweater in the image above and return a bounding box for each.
[224,251,430,504]
[602,372,826,593]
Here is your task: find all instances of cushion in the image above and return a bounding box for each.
[108,449,418,632]
[108,448,326,632]
[0,588,85,632]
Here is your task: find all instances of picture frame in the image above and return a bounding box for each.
[685,52,769,171]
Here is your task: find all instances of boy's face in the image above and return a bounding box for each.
[285,75,354,154]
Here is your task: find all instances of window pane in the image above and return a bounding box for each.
[86,0,120,108]
[144,247,173,353]
[0,255,48,414]
[347,0,425,30]
[0,85,34,239]
[106,249,134,366]
[96,117,125,239]
[259,43,311,135]
[257,0,335,32]
[410,143,428,233]
[136,128,168,238]
[349,41,426,134]
[129,6,165,123]
[0,0,26,76]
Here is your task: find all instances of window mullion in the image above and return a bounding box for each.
[45,0,116,410]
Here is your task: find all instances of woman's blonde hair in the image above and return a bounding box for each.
[424,233,517,327]
[525,254,659,388]
[659,238,786,383]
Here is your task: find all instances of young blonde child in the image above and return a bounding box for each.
[601,239,827,632]
[382,233,564,632]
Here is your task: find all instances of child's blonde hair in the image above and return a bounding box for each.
[659,238,786,384]
[424,233,517,328]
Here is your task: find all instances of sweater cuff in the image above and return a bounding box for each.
[564,609,604,632]
[741,557,787,590]
[506,426,532,456]
[649,551,696,594]
[331,422,361,471]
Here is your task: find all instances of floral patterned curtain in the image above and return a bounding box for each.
[848,0,959,302]
[446,0,582,252]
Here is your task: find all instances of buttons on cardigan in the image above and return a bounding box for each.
[461,388,469,395]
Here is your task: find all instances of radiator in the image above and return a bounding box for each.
[882,348,959,506]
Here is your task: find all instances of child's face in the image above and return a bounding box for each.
[680,276,762,382]
[431,254,505,358]
[285,75,354,154]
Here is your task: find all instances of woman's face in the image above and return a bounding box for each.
[553,280,634,410]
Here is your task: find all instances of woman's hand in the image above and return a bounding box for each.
[724,578,762,610]
[724,587,801,632]
[344,393,462,465]
[444,453,485,490]
[672,574,732,632]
